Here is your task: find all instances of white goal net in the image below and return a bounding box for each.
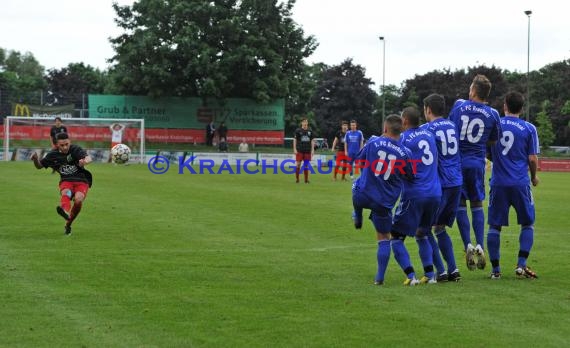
[3,116,145,163]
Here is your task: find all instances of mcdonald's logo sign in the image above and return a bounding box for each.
[13,103,31,117]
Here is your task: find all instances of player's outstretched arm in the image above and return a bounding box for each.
[78,155,92,167]
[30,152,43,169]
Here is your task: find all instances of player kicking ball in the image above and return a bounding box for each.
[31,132,93,235]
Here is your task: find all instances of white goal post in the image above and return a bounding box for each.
[3,116,145,163]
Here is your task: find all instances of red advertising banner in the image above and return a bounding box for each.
[145,129,284,144]
[538,158,570,172]
[2,126,284,145]
[2,125,139,142]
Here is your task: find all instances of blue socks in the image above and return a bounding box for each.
[518,226,534,267]
[456,207,471,249]
[376,240,391,282]
[457,206,485,249]
[391,239,415,279]
[427,233,445,275]
[472,207,485,247]
[487,228,501,273]
[487,226,534,272]
[435,228,457,273]
[416,236,434,279]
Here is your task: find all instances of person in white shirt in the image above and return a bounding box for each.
[238,139,249,152]
[109,123,126,163]
[110,123,126,148]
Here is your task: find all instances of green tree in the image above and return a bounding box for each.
[372,84,401,129]
[381,84,401,115]
[46,63,106,96]
[0,47,5,67]
[559,100,570,146]
[0,49,46,99]
[310,58,377,140]
[44,62,107,108]
[466,65,510,112]
[402,87,420,109]
[528,60,570,144]
[535,101,555,149]
[284,62,326,136]
[561,100,570,115]
[109,0,316,102]
[399,65,509,117]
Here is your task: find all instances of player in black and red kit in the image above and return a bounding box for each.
[49,117,68,149]
[31,132,92,235]
[293,117,315,183]
[331,120,349,181]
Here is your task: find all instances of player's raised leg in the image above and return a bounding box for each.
[65,182,90,235]
[58,187,73,219]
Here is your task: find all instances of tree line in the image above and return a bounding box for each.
[1,0,568,147]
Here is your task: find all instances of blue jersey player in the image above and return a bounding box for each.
[487,92,539,279]
[391,107,442,285]
[345,119,364,178]
[422,94,462,282]
[351,115,413,285]
[449,74,501,271]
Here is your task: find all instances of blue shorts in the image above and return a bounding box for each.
[488,185,535,226]
[461,167,486,202]
[435,186,461,227]
[392,196,441,237]
[352,189,393,233]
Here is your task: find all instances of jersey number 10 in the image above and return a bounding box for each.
[460,116,484,143]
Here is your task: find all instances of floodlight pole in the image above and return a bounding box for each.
[525,10,532,121]
[379,36,386,127]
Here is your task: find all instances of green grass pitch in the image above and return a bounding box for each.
[1,161,569,347]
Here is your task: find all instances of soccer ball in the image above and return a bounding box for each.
[111,144,131,164]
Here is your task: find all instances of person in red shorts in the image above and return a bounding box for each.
[293,117,315,183]
[31,132,93,235]
[331,120,349,181]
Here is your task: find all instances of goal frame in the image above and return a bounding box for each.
[3,116,145,163]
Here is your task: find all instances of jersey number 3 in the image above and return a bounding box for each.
[418,140,434,165]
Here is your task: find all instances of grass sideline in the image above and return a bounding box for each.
[1,162,569,347]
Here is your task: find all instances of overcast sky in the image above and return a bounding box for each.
[2,0,569,90]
